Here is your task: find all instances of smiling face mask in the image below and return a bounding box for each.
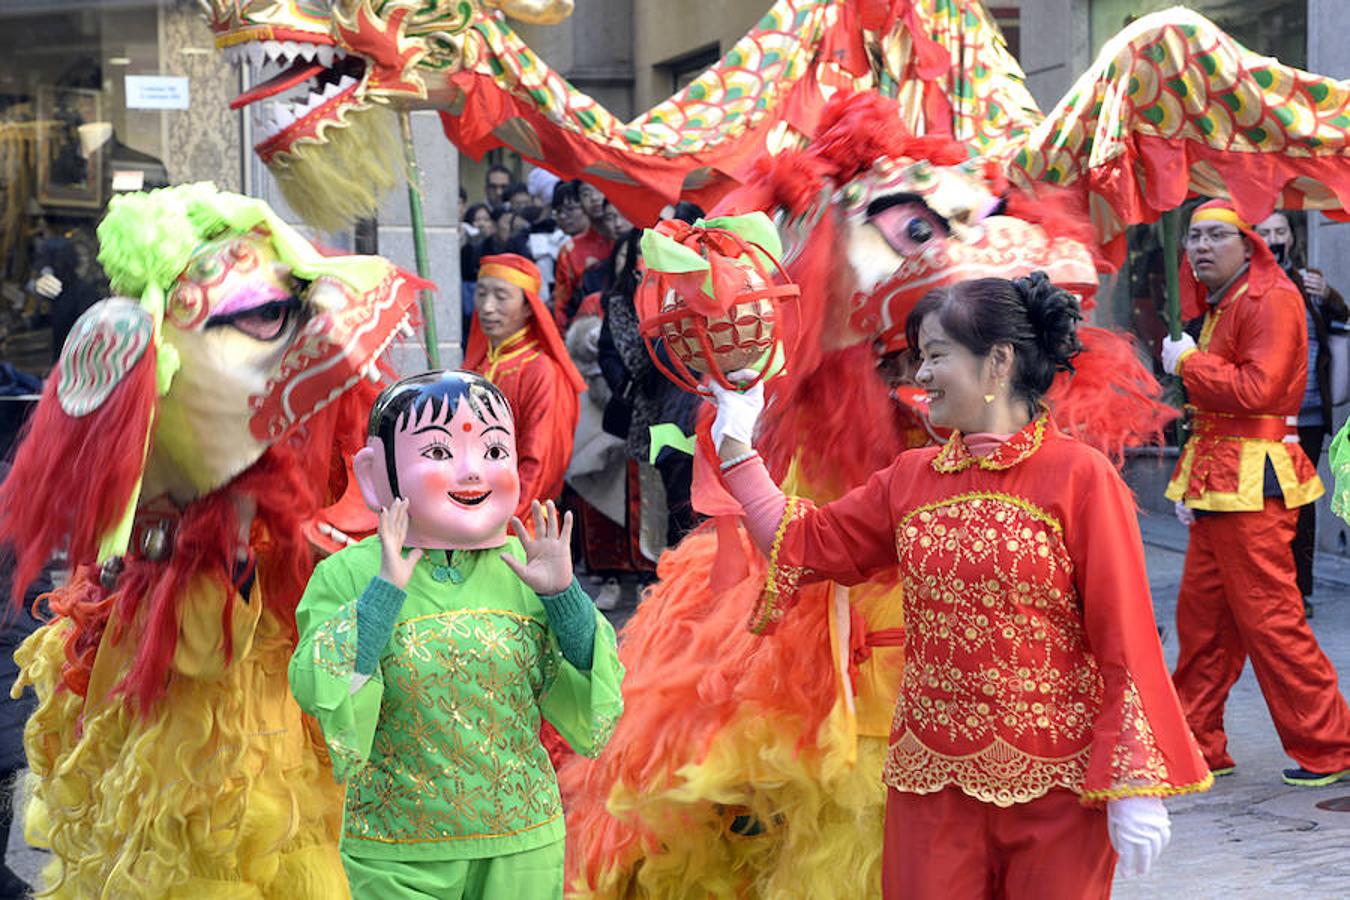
[353,370,521,550]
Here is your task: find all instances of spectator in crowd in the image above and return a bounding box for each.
[459,202,495,343]
[553,181,614,332]
[506,182,534,216]
[1254,211,1349,618]
[527,172,567,302]
[579,181,607,234]
[597,209,702,548]
[484,162,512,207]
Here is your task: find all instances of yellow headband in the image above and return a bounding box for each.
[478,263,540,296]
[1191,207,1251,231]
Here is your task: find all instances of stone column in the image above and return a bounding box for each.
[161,0,242,191]
[1017,0,1091,114]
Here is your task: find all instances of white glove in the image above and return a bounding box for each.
[1174,500,1195,527]
[35,269,62,299]
[1161,333,1196,376]
[707,370,765,452]
[1108,796,1171,878]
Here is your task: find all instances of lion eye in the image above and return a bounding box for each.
[906,218,935,244]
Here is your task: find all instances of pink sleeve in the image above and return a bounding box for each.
[721,456,786,554]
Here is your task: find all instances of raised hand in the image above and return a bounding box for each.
[377,498,424,589]
[705,368,764,459]
[501,500,574,596]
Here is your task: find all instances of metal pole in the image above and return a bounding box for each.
[400,110,440,368]
[1161,209,1182,340]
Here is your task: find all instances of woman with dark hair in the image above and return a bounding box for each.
[710,273,1211,899]
[597,229,699,546]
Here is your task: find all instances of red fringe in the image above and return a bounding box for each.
[17,372,374,712]
[0,344,158,607]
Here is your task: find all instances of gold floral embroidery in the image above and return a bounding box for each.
[931,415,1049,473]
[343,609,563,844]
[884,730,1093,807]
[310,600,358,679]
[1091,676,1172,800]
[751,497,811,634]
[887,492,1106,804]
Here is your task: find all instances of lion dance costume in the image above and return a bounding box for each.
[0,184,423,897]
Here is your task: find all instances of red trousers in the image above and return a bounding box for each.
[882,787,1114,900]
[1173,498,1350,773]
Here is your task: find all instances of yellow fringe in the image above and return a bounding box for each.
[269,103,405,232]
[16,611,348,898]
[1079,771,1215,805]
[574,704,887,899]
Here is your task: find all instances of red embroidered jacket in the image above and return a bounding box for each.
[756,416,1211,806]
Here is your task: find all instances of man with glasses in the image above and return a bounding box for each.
[1160,199,1350,788]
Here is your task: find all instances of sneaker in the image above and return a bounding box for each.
[594,578,623,611]
[1281,766,1350,787]
[1210,765,1236,777]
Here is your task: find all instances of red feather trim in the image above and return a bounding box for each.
[0,344,158,607]
[1047,327,1177,465]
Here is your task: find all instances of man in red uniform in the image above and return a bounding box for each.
[552,181,614,332]
[1162,199,1350,786]
[464,253,586,520]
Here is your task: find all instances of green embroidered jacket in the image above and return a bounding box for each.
[288,536,624,861]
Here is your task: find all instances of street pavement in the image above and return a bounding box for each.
[1113,511,1350,899]
[5,511,1349,896]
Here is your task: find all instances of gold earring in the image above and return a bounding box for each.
[983,392,996,404]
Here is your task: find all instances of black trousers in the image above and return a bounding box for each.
[1294,426,1326,597]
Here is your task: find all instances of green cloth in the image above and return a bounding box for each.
[289,535,624,863]
[538,578,596,670]
[343,839,564,900]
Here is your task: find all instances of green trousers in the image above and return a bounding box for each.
[342,840,564,900]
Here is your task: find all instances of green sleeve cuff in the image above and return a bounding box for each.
[355,576,406,675]
[540,578,597,670]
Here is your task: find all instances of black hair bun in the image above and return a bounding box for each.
[1012,271,1083,373]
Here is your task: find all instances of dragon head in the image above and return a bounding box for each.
[203,0,572,230]
[37,183,423,561]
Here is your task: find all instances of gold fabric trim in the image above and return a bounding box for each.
[931,414,1048,473]
[751,496,809,634]
[896,490,1064,538]
[883,730,1091,808]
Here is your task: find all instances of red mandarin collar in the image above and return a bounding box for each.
[932,413,1051,473]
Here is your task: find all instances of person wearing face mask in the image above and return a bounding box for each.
[289,370,623,899]
[1160,199,1350,789]
[711,273,1211,899]
[464,254,586,522]
[1253,211,1349,618]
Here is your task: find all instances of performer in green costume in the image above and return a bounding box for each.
[289,370,624,899]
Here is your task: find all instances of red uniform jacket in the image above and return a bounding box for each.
[553,228,613,331]
[1167,266,1324,511]
[469,327,579,519]
[756,417,1211,806]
